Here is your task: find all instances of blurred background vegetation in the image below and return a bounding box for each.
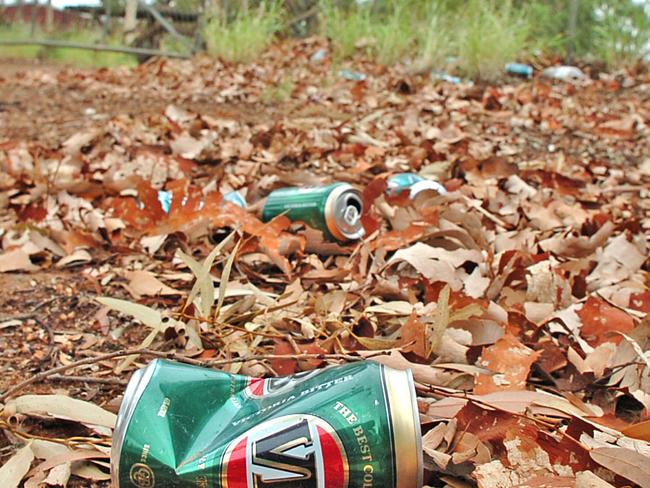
[1,0,649,78]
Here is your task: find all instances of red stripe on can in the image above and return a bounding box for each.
[246,378,266,397]
[318,426,346,488]
[225,437,248,488]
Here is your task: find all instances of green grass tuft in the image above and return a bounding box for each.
[204,1,283,63]
[456,0,531,81]
[413,4,453,73]
[369,3,416,65]
[319,0,371,62]
[0,23,42,59]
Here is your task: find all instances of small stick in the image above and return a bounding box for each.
[0,348,362,402]
[33,316,56,364]
[48,375,128,386]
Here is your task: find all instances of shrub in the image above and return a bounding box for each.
[456,0,532,81]
[204,1,283,63]
[320,0,373,62]
[591,1,650,68]
[413,4,453,73]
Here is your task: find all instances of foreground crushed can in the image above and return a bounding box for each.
[386,173,447,199]
[261,183,364,241]
[112,360,422,488]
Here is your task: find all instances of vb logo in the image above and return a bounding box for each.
[244,371,320,399]
[221,415,348,488]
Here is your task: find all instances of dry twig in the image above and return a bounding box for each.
[0,348,363,402]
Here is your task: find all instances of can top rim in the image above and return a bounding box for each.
[382,364,423,488]
[326,183,365,240]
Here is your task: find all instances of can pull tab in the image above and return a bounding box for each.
[343,205,360,226]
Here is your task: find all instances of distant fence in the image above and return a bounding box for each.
[0,1,201,60]
[1,4,91,29]
[0,0,324,61]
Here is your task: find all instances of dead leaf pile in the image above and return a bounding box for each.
[0,40,649,487]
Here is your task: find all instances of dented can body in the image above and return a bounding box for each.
[505,62,533,78]
[157,190,246,214]
[386,173,447,199]
[261,183,364,241]
[112,360,422,488]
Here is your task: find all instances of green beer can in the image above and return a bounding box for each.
[261,183,364,241]
[112,360,422,488]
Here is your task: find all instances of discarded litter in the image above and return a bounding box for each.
[222,190,247,208]
[542,65,585,81]
[157,189,246,214]
[311,48,328,63]
[157,190,173,214]
[505,62,533,78]
[387,173,447,199]
[112,359,423,487]
[339,69,367,81]
[262,183,365,241]
[431,71,462,85]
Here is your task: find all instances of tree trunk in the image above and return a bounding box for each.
[124,0,139,43]
[30,0,38,36]
[46,0,53,31]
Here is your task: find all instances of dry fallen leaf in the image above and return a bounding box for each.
[621,419,650,442]
[474,334,541,395]
[368,350,460,387]
[55,248,92,268]
[4,394,116,428]
[575,470,615,488]
[0,248,38,272]
[589,447,650,487]
[42,462,71,486]
[0,444,34,488]
[124,270,182,299]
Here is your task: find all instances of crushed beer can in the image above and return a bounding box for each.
[311,48,329,63]
[262,183,364,241]
[339,69,367,81]
[430,71,462,85]
[112,359,422,487]
[222,190,247,209]
[157,190,173,214]
[542,65,585,82]
[505,62,533,78]
[157,190,246,214]
[386,173,447,199]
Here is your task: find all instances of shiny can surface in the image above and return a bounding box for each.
[261,183,364,241]
[387,173,447,199]
[157,190,246,214]
[505,62,534,78]
[112,360,422,488]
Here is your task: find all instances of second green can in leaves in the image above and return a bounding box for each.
[261,183,365,241]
